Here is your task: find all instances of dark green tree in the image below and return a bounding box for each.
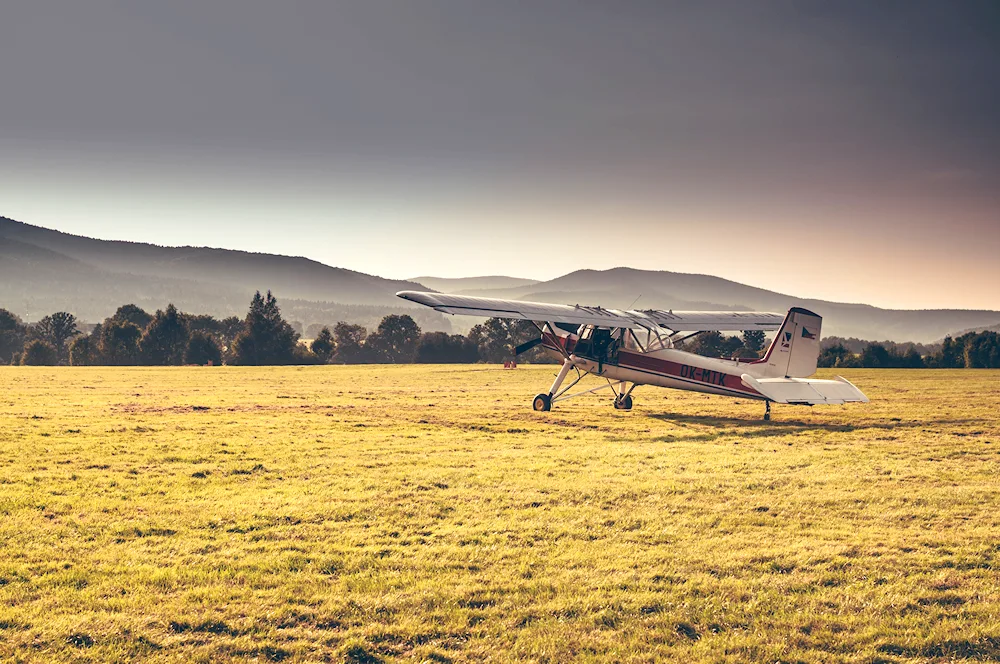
[231,291,299,365]
[468,318,524,363]
[218,315,244,362]
[937,336,962,368]
[720,334,745,358]
[310,326,335,363]
[838,352,864,368]
[861,343,891,368]
[184,331,222,366]
[0,308,27,364]
[184,314,221,334]
[69,336,96,366]
[415,332,480,363]
[818,343,850,368]
[110,304,153,330]
[140,304,190,365]
[332,322,367,363]
[468,319,507,363]
[21,339,58,365]
[35,312,81,358]
[365,315,421,363]
[963,331,1000,368]
[742,330,766,356]
[687,331,725,358]
[902,347,925,368]
[99,320,142,365]
[466,318,565,364]
[509,319,556,363]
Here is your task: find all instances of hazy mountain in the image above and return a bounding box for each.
[421,267,1000,343]
[5,217,998,342]
[412,275,539,293]
[0,216,451,332]
[938,323,1000,342]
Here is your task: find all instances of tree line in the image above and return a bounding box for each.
[819,331,1000,369]
[4,292,998,368]
[1,291,552,366]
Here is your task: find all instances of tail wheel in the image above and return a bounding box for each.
[533,393,552,412]
[614,395,633,410]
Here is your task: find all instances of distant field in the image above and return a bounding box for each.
[1,366,999,663]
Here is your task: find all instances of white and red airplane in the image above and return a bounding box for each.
[397,291,868,419]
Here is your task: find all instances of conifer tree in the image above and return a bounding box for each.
[231,291,299,365]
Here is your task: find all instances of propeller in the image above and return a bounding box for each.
[514,337,543,355]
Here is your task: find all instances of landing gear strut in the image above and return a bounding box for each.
[532,358,575,411]
[764,401,771,421]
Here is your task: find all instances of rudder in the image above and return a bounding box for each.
[754,307,822,378]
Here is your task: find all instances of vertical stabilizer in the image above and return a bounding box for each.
[754,307,822,378]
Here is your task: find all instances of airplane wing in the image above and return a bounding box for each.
[740,374,869,405]
[641,309,785,331]
[397,291,784,331]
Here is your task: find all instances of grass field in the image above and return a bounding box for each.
[1,366,999,663]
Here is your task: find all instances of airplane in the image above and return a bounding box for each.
[396,290,868,419]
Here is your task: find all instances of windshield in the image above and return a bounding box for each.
[630,328,673,352]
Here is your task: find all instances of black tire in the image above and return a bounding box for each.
[533,393,551,412]
[614,395,633,410]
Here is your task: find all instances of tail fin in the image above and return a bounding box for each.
[755,307,822,378]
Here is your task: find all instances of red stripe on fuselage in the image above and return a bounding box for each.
[617,350,761,396]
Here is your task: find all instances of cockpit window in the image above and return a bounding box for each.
[632,329,673,351]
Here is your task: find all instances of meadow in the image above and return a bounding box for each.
[1,365,998,663]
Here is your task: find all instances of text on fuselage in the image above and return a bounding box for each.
[679,364,728,386]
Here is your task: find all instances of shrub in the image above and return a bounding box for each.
[20,340,58,366]
[184,331,222,366]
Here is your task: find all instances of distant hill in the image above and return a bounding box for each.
[412,275,539,293]
[6,217,998,342]
[0,216,452,332]
[937,323,1000,342]
[418,267,1000,342]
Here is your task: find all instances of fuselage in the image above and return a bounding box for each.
[540,328,769,401]
[575,348,767,400]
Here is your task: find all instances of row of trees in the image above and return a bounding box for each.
[2,291,550,366]
[681,330,767,359]
[818,331,1000,369]
[6,303,240,367]
[6,294,1000,368]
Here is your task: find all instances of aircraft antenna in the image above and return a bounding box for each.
[627,294,642,310]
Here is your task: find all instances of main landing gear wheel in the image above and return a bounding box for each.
[533,393,552,412]
[764,401,772,421]
[614,395,633,410]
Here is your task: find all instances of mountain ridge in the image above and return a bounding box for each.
[3,216,998,342]
[0,216,452,332]
[410,275,540,293]
[416,267,1000,342]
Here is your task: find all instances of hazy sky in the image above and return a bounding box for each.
[2,1,998,309]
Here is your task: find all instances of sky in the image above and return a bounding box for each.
[1,1,998,310]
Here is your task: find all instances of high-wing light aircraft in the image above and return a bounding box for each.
[397,291,868,419]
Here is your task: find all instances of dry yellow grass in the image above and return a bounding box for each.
[1,366,999,663]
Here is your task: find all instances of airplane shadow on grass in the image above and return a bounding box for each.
[644,411,982,439]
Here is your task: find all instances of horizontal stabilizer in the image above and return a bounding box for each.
[740,374,869,405]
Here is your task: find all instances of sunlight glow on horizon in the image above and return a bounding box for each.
[3,155,998,312]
